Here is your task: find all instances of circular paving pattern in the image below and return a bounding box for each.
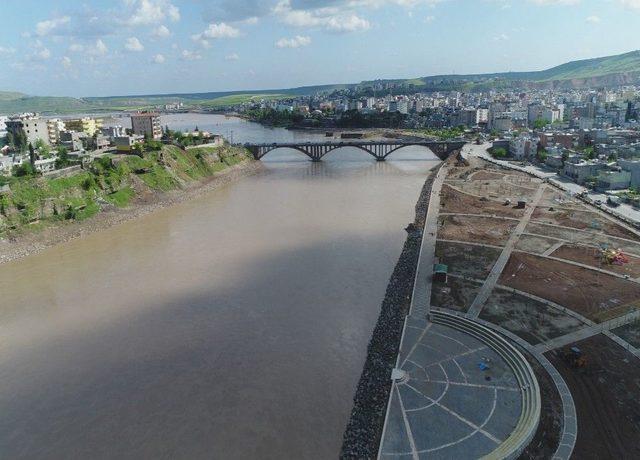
[379,316,523,459]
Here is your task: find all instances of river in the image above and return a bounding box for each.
[0,114,439,459]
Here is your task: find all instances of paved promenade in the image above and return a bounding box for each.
[409,162,449,317]
[379,317,521,460]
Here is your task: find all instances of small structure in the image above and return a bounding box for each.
[433,263,448,283]
[516,199,527,209]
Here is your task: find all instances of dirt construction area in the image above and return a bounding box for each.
[551,243,640,278]
[434,241,501,280]
[479,288,585,344]
[525,222,640,256]
[499,252,640,322]
[546,334,640,459]
[515,234,560,255]
[431,276,482,312]
[438,215,517,247]
[439,184,526,218]
[531,206,639,240]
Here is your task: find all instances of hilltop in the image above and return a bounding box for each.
[2,50,640,115]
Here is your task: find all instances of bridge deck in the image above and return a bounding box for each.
[243,140,466,162]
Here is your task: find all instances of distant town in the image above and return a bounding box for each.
[2,83,640,222]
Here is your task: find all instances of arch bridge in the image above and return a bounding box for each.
[243,140,466,162]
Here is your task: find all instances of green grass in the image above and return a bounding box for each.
[105,187,135,208]
[1,144,253,236]
[196,93,288,108]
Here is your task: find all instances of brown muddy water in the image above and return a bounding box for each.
[0,115,438,459]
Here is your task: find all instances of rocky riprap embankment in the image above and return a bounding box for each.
[340,163,442,459]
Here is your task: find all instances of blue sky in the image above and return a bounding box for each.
[1,0,639,97]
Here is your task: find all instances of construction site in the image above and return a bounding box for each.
[438,154,640,457]
[377,150,640,459]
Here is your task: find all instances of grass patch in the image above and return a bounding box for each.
[105,187,135,208]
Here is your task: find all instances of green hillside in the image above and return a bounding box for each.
[2,49,640,115]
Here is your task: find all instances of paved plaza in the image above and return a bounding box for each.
[379,318,522,459]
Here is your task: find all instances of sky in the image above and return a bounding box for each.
[1,0,640,97]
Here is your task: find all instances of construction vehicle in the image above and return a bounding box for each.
[602,248,629,266]
[562,347,588,368]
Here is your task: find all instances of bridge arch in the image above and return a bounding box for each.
[246,140,465,162]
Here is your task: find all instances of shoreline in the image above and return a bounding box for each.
[340,162,443,459]
[0,159,263,265]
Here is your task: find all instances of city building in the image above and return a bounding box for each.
[114,135,144,153]
[60,131,86,151]
[46,118,66,144]
[597,169,631,190]
[130,112,161,139]
[64,117,103,136]
[563,160,606,184]
[5,114,50,146]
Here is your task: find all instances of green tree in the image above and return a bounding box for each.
[12,162,37,177]
[35,139,50,158]
[491,147,507,159]
[533,118,549,130]
[55,146,70,169]
[5,132,14,149]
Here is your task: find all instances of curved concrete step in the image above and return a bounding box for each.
[430,311,541,460]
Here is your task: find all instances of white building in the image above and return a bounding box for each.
[46,118,66,144]
[476,108,489,125]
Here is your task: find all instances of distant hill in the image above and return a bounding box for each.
[2,50,640,115]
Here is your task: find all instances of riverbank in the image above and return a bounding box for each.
[0,148,262,265]
[340,161,444,459]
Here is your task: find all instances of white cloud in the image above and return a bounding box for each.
[125,0,180,26]
[225,53,240,61]
[0,46,16,55]
[152,25,171,38]
[181,49,202,60]
[87,39,108,56]
[125,36,145,51]
[35,16,70,36]
[30,46,51,61]
[586,15,601,23]
[275,35,311,48]
[61,56,72,69]
[200,22,240,39]
[527,0,580,4]
[152,53,165,63]
[619,0,640,9]
[274,1,370,33]
[191,22,241,48]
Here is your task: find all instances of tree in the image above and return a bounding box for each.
[55,146,69,169]
[12,162,37,177]
[28,143,36,167]
[491,147,507,159]
[583,146,595,160]
[35,139,50,158]
[15,130,27,152]
[5,132,14,149]
[533,118,549,130]
[537,149,548,162]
